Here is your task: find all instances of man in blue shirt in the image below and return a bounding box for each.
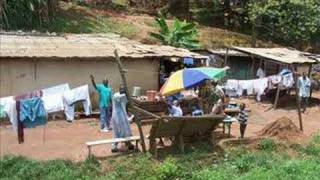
[90,75,112,132]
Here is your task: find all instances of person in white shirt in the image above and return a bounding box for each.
[298,72,311,112]
[256,64,266,79]
[169,100,183,117]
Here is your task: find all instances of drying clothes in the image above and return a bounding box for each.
[225,80,240,97]
[63,85,92,121]
[256,68,266,79]
[298,76,311,97]
[0,104,5,118]
[253,78,269,101]
[20,97,47,128]
[15,90,43,100]
[15,91,43,144]
[238,80,254,95]
[42,83,70,97]
[0,96,17,130]
[269,75,282,85]
[281,73,294,88]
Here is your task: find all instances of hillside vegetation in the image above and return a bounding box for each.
[1,133,319,179]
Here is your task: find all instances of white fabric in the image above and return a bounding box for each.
[298,77,311,97]
[225,80,240,97]
[42,94,65,113]
[42,83,70,97]
[41,84,70,113]
[253,78,269,101]
[282,73,294,88]
[256,68,266,79]
[170,106,183,117]
[238,80,254,95]
[63,85,92,121]
[0,96,17,131]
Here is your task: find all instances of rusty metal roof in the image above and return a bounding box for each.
[0,33,207,59]
[232,46,316,64]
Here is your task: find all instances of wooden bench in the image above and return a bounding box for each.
[148,115,224,157]
[86,136,141,157]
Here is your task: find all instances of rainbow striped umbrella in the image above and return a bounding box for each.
[160,67,227,96]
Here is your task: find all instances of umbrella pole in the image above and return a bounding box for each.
[114,49,147,153]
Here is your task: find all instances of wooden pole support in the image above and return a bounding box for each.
[273,82,281,109]
[224,48,229,67]
[292,66,303,131]
[114,49,147,153]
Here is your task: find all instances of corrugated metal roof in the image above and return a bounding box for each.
[207,49,248,57]
[0,33,207,59]
[232,46,316,64]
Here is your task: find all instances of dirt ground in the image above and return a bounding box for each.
[1,92,319,161]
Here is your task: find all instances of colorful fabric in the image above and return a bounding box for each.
[96,84,112,108]
[19,97,47,128]
[160,67,227,96]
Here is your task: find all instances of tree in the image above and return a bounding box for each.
[0,0,58,29]
[150,14,200,50]
[246,0,320,47]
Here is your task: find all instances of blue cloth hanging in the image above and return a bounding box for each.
[20,97,47,128]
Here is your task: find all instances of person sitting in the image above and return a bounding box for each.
[192,105,204,116]
[169,100,183,117]
[111,85,134,153]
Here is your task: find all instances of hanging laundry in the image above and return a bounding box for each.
[225,80,240,97]
[41,84,70,113]
[238,80,254,95]
[42,83,70,97]
[20,97,47,128]
[0,96,18,130]
[281,72,294,88]
[0,104,5,118]
[62,85,92,121]
[15,91,43,143]
[253,78,269,101]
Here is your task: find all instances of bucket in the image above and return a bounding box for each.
[146,90,157,101]
[132,86,141,97]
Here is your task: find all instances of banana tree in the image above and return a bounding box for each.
[150,14,201,50]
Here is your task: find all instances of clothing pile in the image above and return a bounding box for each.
[225,70,294,101]
[0,83,92,143]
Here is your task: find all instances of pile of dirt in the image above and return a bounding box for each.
[258,117,302,140]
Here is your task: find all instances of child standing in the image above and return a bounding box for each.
[238,103,248,138]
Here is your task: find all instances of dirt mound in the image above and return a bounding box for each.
[259,117,302,139]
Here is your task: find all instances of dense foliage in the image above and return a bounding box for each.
[150,14,200,49]
[0,0,58,29]
[246,0,320,46]
[1,134,320,179]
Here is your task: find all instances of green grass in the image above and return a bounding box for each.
[1,133,320,180]
[34,3,137,39]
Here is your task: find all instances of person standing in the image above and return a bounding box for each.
[298,72,311,112]
[111,85,134,153]
[90,75,112,133]
[256,64,266,79]
[237,103,248,138]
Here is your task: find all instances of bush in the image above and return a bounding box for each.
[258,138,276,151]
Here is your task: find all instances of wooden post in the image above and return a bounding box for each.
[224,48,229,67]
[308,64,313,100]
[273,76,282,109]
[250,55,255,78]
[114,49,147,153]
[292,66,303,131]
